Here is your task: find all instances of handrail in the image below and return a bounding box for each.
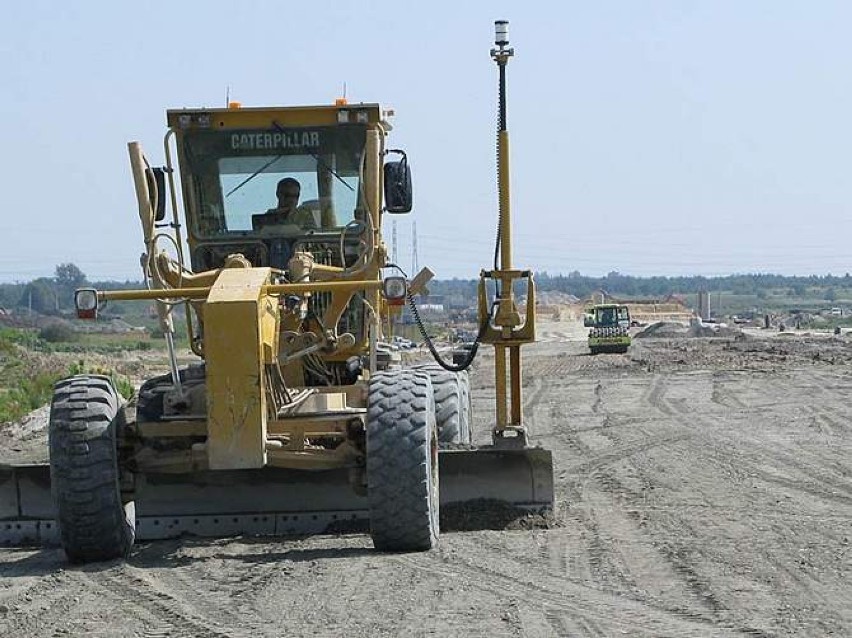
[95,279,384,303]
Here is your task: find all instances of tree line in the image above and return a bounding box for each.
[429,271,852,302]
[0,264,144,316]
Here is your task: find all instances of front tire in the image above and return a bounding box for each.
[410,363,472,444]
[367,370,439,551]
[49,375,134,563]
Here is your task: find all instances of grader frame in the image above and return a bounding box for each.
[0,21,553,557]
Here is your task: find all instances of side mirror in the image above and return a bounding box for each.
[583,315,593,327]
[383,150,412,213]
[146,167,168,222]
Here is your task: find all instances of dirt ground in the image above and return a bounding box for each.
[1,321,850,637]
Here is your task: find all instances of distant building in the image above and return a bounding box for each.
[402,295,446,323]
[698,291,710,321]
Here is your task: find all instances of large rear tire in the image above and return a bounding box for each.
[458,370,472,444]
[410,363,471,444]
[367,370,439,551]
[49,375,135,563]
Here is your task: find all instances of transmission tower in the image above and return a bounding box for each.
[392,220,398,265]
[411,221,418,277]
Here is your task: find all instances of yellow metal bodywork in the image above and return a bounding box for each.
[94,91,535,463]
[204,268,278,469]
[478,120,536,439]
[96,265,383,472]
[162,103,386,363]
[166,104,383,130]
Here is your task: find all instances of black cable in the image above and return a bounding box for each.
[379,60,510,373]
[385,263,493,372]
[406,289,495,372]
[493,60,507,290]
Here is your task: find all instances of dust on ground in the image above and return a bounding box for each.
[1,320,850,637]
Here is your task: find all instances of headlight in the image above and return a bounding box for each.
[75,288,99,320]
[383,276,407,306]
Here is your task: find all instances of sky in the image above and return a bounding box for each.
[1,1,851,282]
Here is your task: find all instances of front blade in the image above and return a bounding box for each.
[438,446,555,529]
[0,445,555,546]
[439,446,554,508]
[0,463,57,545]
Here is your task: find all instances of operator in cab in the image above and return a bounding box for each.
[253,178,318,230]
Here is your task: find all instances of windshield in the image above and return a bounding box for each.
[181,125,366,238]
[596,306,629,326]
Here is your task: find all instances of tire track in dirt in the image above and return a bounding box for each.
[657,372,852,634]
[0,568,89,637]
[718,368,852,441]
[79,566,254,638]
[642,374,675,415]
[521,375,548,429]
[711,371,748,410]
[570,432,693,477]
[543,608,607,637]
[132,542,291,607]
[470,530,755,636]
[696,379,852,507]
[800,403,849,438]
[586,373,780,634]
[598,405,726,621]
[787,370,852,438]
[591,380,603,414]
[741,462,852,507]
[521,368,769,633]
[394,542,755,637]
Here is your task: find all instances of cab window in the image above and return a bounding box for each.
[180,125,367,238]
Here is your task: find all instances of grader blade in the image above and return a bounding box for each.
[132,468,368,540]
[0,463,58,545]
[439,446,554,515]
[0,446,553,547]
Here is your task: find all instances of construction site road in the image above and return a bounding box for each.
[1,320,850,637]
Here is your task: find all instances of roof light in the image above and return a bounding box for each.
[495,20,509,46]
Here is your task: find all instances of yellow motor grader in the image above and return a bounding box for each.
[0,21,553,561]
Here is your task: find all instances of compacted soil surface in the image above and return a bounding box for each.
[1,321,850,637]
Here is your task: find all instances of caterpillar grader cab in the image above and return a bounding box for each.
[0,21,553,560]
[585,304,632,354]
